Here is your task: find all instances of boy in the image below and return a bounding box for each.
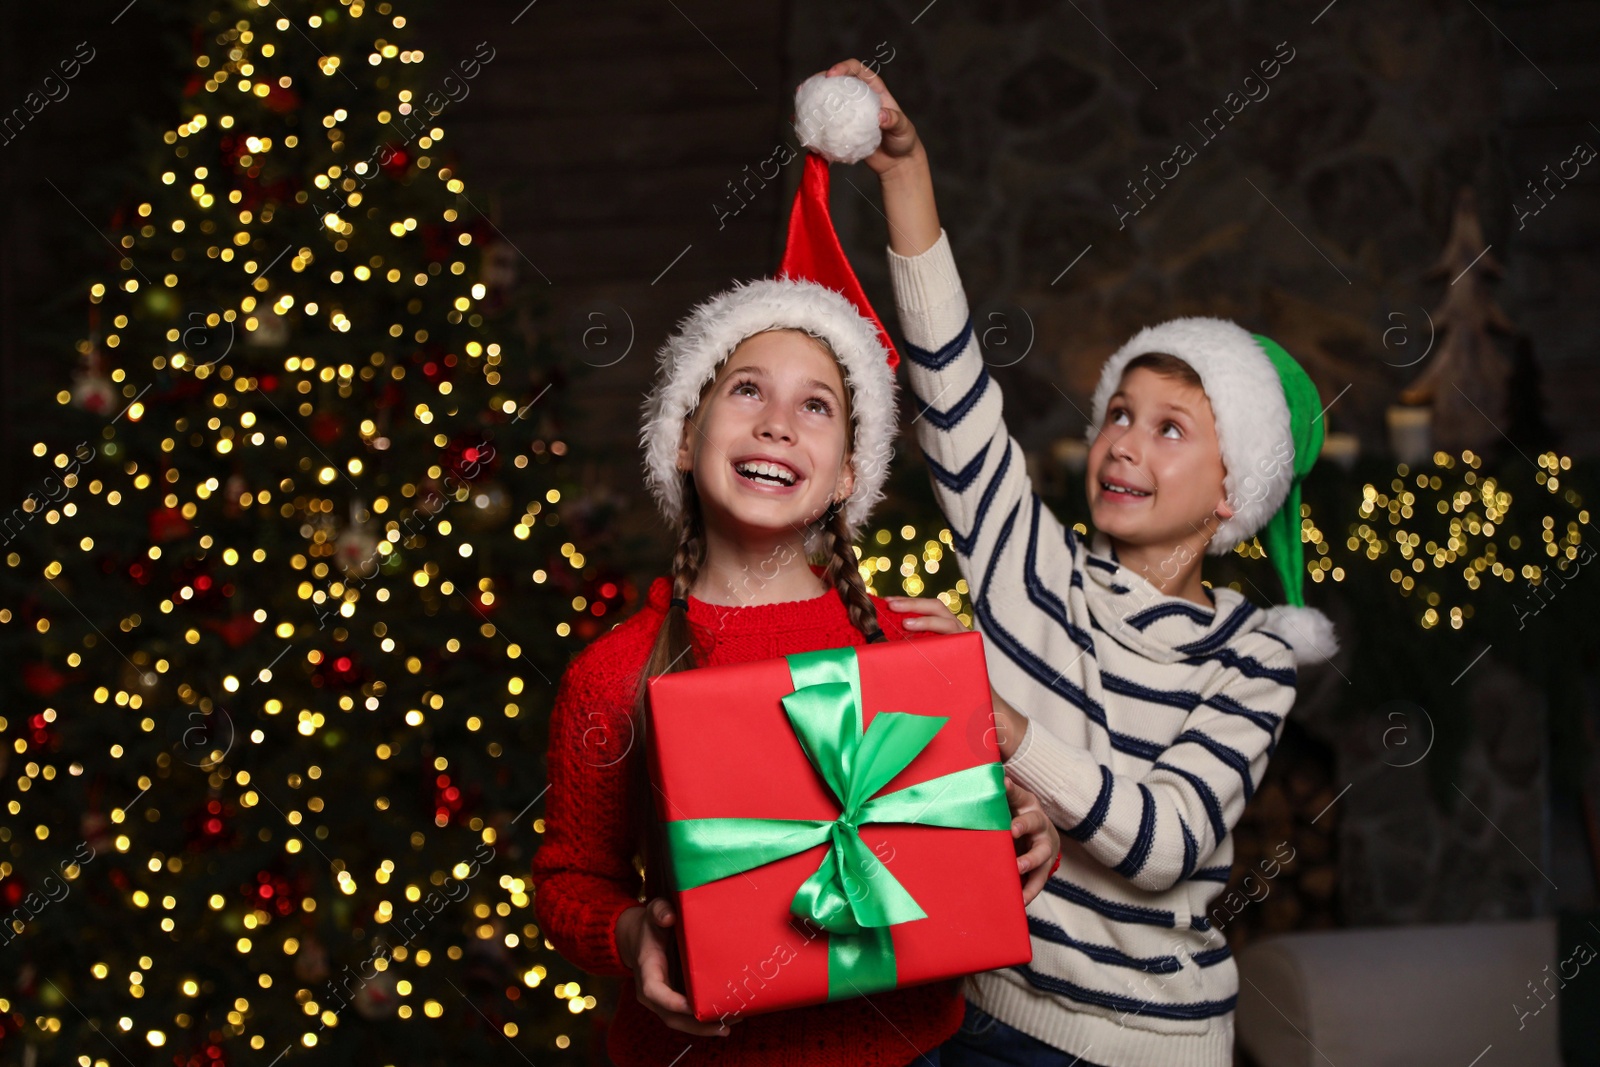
[828,59,1338,1067]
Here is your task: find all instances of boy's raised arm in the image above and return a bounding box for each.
[832,59,1063,604]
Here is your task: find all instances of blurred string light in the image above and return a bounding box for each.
[858,526,972,627]
[877,449,1584,638]
[1245,448,1583,631]
[5,0,590,1056]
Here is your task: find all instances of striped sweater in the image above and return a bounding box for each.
[887,231,1302,1067]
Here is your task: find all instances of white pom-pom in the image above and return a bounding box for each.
[793,73,882,163]
[1260,606,1340,667]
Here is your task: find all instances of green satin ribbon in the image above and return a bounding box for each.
[663,645,1011,1000]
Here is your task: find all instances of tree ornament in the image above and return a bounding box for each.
[245,308,289,347]
[1398,187,1516,453]
[335,500,380,579]
[293,935,330,984]
[70,344,118,415]
[465,480,512,530]
[353,968,399,1019]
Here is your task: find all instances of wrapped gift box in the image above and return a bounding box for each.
[645,631,1032,1022]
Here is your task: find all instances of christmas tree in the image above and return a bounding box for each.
[0,0,620,1062]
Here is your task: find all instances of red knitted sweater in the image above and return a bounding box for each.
[531,565,966,1067]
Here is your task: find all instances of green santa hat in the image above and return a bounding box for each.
[1087,317,1339,666]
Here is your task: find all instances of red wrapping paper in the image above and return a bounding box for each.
[645,631,1033,1022]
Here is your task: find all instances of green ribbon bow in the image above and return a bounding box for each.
[663,645,1011,1000]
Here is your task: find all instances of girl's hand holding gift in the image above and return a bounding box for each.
[616,897,735,1037]
[1008,777,1060,905]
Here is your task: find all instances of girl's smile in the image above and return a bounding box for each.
[677,329,855,540]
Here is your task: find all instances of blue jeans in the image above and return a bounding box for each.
[938,1001,1107,1067]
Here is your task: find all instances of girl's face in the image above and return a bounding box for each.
[676,329,856,541]
[1085,365,1233,550]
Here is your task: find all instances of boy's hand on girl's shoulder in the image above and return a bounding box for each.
[883,595,968,635]
[617,898,737,1036]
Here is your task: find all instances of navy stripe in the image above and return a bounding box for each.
[1023,495,1095,656]
[1110,583,1130,593]
[1179,816,1199,880]
[1043,876,1175,927]
[1258,627,1295,653]
[1175,728,1255,801]
[943,435,1013,558]
[1100,670,1203,713]
[1191,914,1212,931]
[1064,765,1113,843]
[974,510,1163,762]
[1009,964,1237,1020]
[1192,944,1233,967]
[1153,760,1227,844]
[909,365,989,432]
[978,592,1158,762]
[903,317,974,371]
[1185,646,1296,686]
[1175,601,1257,657]
[1114,784,1157,879]
[1027,915,1181,973]
[1191,864,1232,884]
[1203,692,1282,738]
[925,439,990,495]
[1086,555,1119,574]
[1127,600,1215,631]
[1111,731,1164,762]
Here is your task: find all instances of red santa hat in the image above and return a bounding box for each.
[640,73,899,544]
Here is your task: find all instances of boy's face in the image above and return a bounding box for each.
[1085,365,1233,555]
[676,329,856,541]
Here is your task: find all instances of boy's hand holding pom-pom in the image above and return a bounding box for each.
[793,71,882,163]
[796,62,926,178]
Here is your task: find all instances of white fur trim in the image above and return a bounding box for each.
[1259,605,1339,667]
[1085,317,1292,557]
[793,73,882,164]
[639,278,898,545]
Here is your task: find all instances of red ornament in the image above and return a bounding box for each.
[27,712,56,748]
[251,869,299,917]
[380,145,409,176]
[149,506,191,543]
[308,410,343,446]
[22,661,69,697]
[1,877,24,908]
[186,796,236,850]
[262,83,301,115]
[312,651,364,689]
[443,434,497,482]
[203,614,262,649]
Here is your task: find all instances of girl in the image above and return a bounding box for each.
[531,274,1061,1067]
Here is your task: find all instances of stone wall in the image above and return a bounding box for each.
[790,0,1533,458]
